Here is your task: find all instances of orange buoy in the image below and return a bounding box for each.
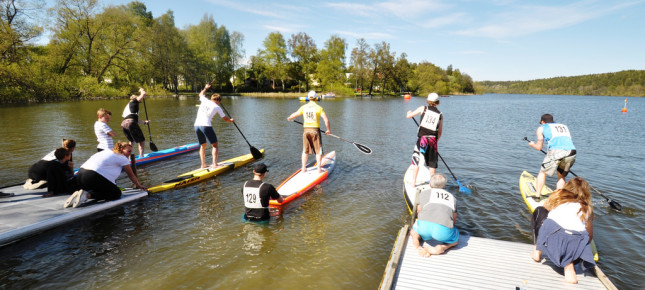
[403,93,411,100]
[622,98,627,113]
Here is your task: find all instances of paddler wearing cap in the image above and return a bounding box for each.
[287,90,331,173]
[406,93,443,186]
[242,163,283,222]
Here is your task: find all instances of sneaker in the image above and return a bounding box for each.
[23,179,46,190]
[64,190,82,208]
[72,190,89,208]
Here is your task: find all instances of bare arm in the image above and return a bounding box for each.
[222,116,234,123]
[123,165,147,190]
[287,111,302,121]
[406,106,424,119]
[200,83,211,98]
[529,126,544,150]
[135,88,146,102]
[586,211,594,241]
[108,131,117,137]
[321,112,331,135]
[437,118,443,140]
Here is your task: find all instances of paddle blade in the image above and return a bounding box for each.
[250,146,264,159]
[456,180,472,194]
[150,141,159,152]
[609,199,622,212]
[354,142,372,154]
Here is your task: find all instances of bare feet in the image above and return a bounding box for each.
[564,263,578,284]
[531,250,542,262]
[416,247,431,258]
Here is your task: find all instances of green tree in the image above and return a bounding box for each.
[0,0,44,62]
[148,10,188,93]
[288,32,318,91]
[184,15,233,90]
[257,31,287,90]
[229,31,245,92]
[350,38,369,95]
[316,34,346,92]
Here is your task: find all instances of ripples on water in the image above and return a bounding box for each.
[0,94,643,288]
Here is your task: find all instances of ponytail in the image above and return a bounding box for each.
[112,141,132,155]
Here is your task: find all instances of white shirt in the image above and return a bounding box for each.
[80,150,130,184]
[94,121,114,150]
[548,202,587,231]
[194,95,225,127]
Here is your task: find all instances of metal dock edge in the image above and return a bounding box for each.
[380,225,616,289]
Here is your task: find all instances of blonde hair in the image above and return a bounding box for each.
[544,177,593,222]
[112,141,133,154]
[211,93,221,101]
[97,108,112,118]
[62,139,76,150]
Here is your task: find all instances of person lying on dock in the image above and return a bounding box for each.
[410,173,459,257]
[24,139,76,190]
[531,177,595,284]
[242,163,283,222]
[43,147,80,198]
[64,141,147,208]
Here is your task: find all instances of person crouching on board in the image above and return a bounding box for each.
[64,141,147,208]
[194,83,235,169]
[410,173,459,257]
[531,177,595,284]
[287,90,331,173]
[43,148,80,198]
[24,139,76,190]
[242,163,283,222]
[406,93,442,186]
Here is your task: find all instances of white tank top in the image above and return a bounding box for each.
[243,181,265,209]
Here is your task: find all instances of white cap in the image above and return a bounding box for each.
[427,92,439,102]
[308,90,317,99]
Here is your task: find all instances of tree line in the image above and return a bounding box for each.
[0,0,476,103]
[476,70,645,97]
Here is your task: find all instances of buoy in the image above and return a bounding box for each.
[622,98,627,113]
[403,93,411,100]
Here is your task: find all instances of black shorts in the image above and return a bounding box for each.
[121,119,145,143]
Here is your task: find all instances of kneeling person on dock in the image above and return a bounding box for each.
[242,163,283,222]
[411,173,459,257]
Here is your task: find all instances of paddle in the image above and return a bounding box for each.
[523,137,622,211]
[411,117,471,194]
[130,153,137,177]
[141,98,158,152]
[218,104,264,160]
[291,120,372,154]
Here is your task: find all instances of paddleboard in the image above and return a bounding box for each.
[133,143,200,166]
[519,170,598,261]
[402,160,432,215]
[148,149,264,193]
[269,151,336,208]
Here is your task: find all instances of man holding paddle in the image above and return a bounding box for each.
[287,90,331,173]
[406,92,443,186]
[195,83,235,169]
[528,114,577,201]
[121,88,150,158]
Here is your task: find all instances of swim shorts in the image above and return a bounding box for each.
[541,149,576,177]
[413,219,459,244]
[195,126,218,144]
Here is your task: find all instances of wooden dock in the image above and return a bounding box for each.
[380,225,616,289]
[0,184,147,246]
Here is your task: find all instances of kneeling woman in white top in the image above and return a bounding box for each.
[65,141,147,208]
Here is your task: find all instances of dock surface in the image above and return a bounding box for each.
[381,225,615,289]
[0,184,147,246]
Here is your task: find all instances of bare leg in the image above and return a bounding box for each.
[555,171,566,190]
[563,262,578,284]
[316,153,323,173]
[535,171,547,199]
[410,229,431,258]
[199,143,207,168]
[211,142,218,167]
[531,245,542,262]
[407,164,419,186]
[138,141,145,157]
[429,241,458,255]
[301,152,308,172]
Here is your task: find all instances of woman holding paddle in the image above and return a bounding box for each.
[531,177,595,284]
[195,83,235,169]
[121,88,150,158]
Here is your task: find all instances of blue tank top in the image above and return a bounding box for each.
[542,123,575,150]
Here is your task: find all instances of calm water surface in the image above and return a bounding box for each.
[0,94,643,288]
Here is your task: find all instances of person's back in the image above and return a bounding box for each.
[242,163,283,221]
[418,187,457,229]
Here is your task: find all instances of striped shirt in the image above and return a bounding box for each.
[95,121,114,150]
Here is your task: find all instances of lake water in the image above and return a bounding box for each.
[0,94,643,288]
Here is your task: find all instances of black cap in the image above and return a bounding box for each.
[254,163,268,174]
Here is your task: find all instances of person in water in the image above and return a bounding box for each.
[406,92,442,186]
[121,87,150,157]
[66,141,147,208]
[287,90,331,173]
[528,113,576,200]
[410,173,459,257]
[194,83,235,169]
[531,177,595,284]
[242,163,283,221]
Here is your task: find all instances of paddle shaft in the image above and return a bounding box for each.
[219,104,253,147]
[523,137,622,211]
[291,120,372,154]
[141,98,158,151]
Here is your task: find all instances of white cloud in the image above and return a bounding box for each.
[263,25,296,34]
[334,30,395,40]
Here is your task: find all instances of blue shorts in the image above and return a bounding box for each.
[413,220,459,244]
[195,126,218,144]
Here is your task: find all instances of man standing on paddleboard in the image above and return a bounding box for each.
[528,113,576,200]
[121,88,150,158]
[406,92,443,186]
[287,90,331,173]
[194,83,235,169]
[242,163,283,221]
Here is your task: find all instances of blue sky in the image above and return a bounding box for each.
[42,0,645,81]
